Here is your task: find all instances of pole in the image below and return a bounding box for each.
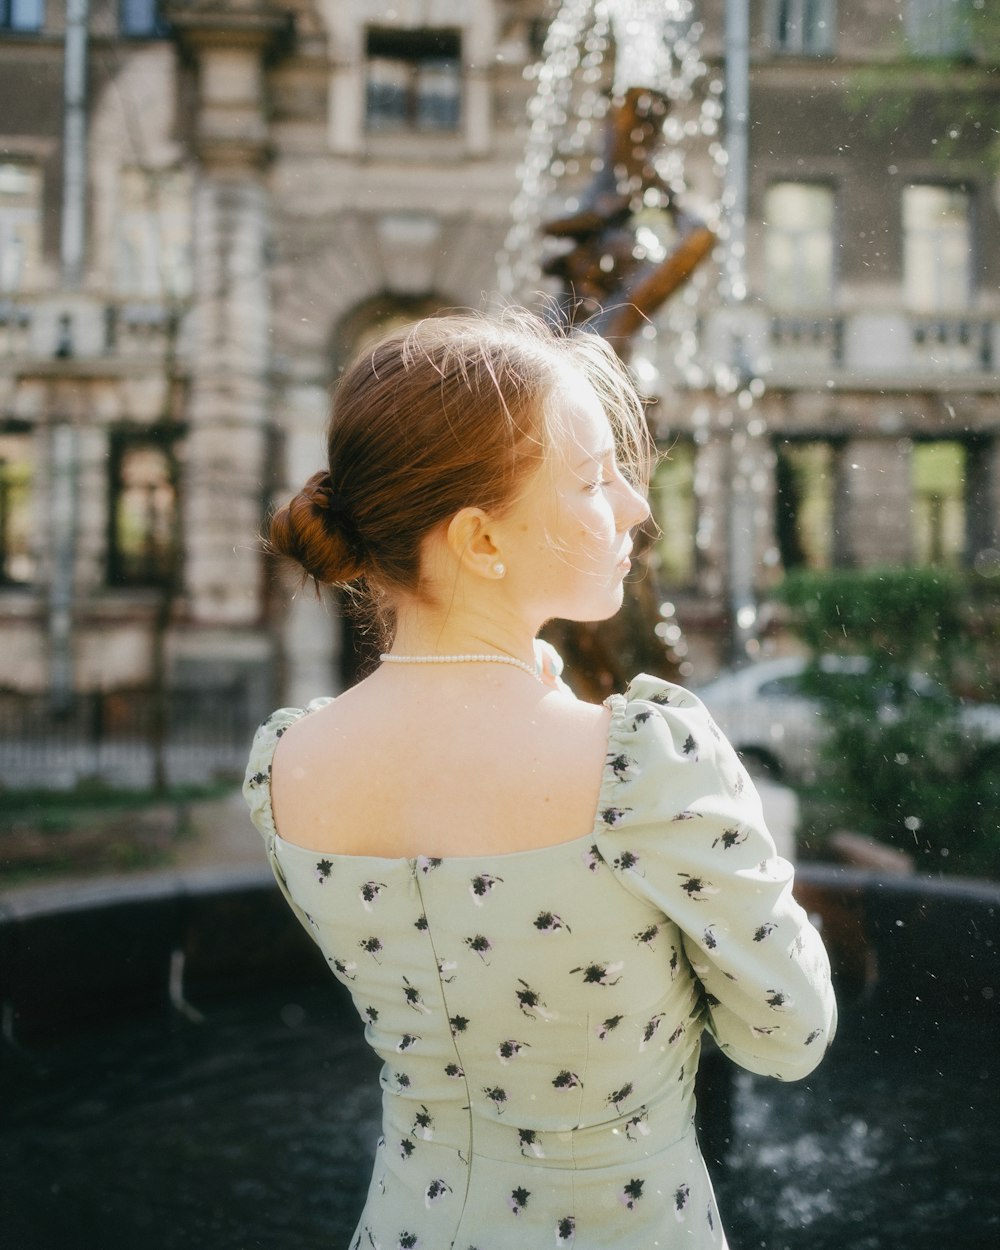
[724,0,749,303]
[48,421,80,714]
[60,0,90,289]
[49,0,90,711]
[723,0,757,663]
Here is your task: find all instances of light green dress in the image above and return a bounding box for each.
[244,675,837,1250]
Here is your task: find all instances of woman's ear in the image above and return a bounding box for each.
[445,507,502,579]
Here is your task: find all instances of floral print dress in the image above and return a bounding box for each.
[243,675,837,1250]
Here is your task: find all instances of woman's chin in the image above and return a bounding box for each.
[560,591,626,625]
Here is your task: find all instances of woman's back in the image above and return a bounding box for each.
[269,665,613,860]
[246,676,837,1250]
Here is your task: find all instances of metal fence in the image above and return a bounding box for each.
[0,684,258,791]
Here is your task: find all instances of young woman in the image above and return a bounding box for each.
[244,310,836,1250]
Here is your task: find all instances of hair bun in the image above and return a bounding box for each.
[269,471,366,585]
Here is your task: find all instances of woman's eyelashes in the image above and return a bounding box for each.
[582,455,618,493]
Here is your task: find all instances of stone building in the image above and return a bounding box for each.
[0,0,997,782]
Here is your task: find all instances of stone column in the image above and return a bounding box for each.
[835,437,913,568]
[167,3,285,638]
[323,2,363,155]
[281,382,343,705]
[329,58,364,155]
[464,65,492,157]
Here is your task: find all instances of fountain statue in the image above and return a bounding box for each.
[504,0,720,696]
[541,85,715,354]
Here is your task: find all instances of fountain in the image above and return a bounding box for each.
[499,0,743,696]
[1,862,998,1248]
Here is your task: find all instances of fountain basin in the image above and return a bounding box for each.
[1,866,998,1249]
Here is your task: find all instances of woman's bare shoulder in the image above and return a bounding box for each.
[268,677,613,858]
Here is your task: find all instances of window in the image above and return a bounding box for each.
[651,441,697,585]
[903,185,971,312]
[764,183,835,309]
[0,430,34,585]
[366,27,462,133]
[906,0,971,57]
[0,0,44,31]
[116,167,192,299]
[774,439,837,570]
[120,0,165,38]
[0,163,42,294]
[912,441,966,567]
[107,429,181,588]
[772,0,835,55]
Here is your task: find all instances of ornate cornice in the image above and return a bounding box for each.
[165,1,291,54]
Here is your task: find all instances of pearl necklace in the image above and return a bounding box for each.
[379,652,539,679]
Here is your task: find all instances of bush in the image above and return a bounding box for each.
[777,568,1000,878]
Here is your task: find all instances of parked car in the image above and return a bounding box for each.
[693,654,1000,784]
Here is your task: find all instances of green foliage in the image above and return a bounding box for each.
[777,568,999,878]
[778,567,963,675]
[845,7,1000,170]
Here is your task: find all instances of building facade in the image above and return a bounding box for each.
[0,0,997,782]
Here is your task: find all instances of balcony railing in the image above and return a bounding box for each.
[0,294,187,364]
[761,307,997,378]
[910,315,993,372]
[769,314,845,369]
[0,300,32,357]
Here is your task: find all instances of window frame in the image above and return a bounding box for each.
[106,425,184,590]
[773,436,841,572]
[902,182,974,313]
[119,0,168,39]
[910,438,968,569]
[365,26,463,135]
[650,438,699,588]
[769,0,837,56]
[0,423,34,589]
[115,165,193,300]
[0,161,43,296]
[905,0,973,59]
[0,0,45,33]
[763,180,838,311]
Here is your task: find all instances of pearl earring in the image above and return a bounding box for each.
[492,561,506,578]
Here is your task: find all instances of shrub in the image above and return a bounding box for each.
[777,568,999,878]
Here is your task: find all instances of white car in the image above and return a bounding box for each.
[693,654,1000,784]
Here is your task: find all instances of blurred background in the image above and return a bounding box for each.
[2,8,999,1248]
[0,0,999,881]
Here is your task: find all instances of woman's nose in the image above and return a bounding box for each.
[618,479,651,530]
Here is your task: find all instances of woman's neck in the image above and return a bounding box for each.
[389,603,537,668]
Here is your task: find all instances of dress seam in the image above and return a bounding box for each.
[410,865,476,1231]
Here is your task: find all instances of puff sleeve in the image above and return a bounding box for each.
[243,700,334,948]
[595,675,837,1081]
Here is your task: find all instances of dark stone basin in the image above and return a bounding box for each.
[1,866,998,1248]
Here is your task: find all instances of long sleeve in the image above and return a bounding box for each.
[595,675,837,1081]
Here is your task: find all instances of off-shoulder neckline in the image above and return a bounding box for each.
[262,691,634,867]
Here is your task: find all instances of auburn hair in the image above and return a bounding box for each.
[269,309,652,633]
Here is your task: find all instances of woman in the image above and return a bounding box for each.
[244,310,836,1250]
